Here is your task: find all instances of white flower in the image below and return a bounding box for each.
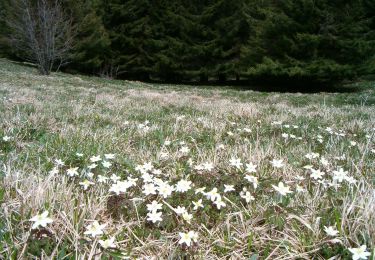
[320,157,329,167]
[102,161,112,168]
[147,211,162,223]
[229,157,242,170]
[99,237,116,249]
[270,159,284,168]
[272,182,293,196]
[195,187,206,194]
[164,140,171,146]
[109,180,132,195]
[2,135,11,142]
[54,159,65,166]
[213,196,226,209]
[205,187,220,202]
[110,174,121,183]
[348,245,371,260]
[66,167,79,177]
[332,168,348,183]
[157,182,174,198]
[182,212,193,223]
[240,189,255,203]
[244,175,258,189]
[97,175,108,183]
[88,163,97,169]
[84,221,106,237]
[90,155,101,163]
[179,231,198,247]
[141,172,153,183]
[179,146,190,154]
[142,183,157,196]
[104,153,116,160]
[174,206,187,215]
[192,199,204,210]
[310,169,325,180]
[203,162,214,171]
[76,152,84,157]
[146,200,163,212]
[79,179,95,190]
[245,163,257,173]
[324,226,339,237]
[224,184,235,193]
[49,167,59,175]
[175,179,192,193]
[282,133,289,139]
[29,211,53,229]
[143,162,153,172]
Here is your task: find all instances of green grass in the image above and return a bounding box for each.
[0,58,374,259]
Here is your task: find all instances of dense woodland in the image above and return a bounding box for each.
[1,0,375,85]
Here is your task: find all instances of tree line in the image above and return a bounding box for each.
[1,0,374,85]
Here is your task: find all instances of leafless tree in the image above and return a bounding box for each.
[4,0,74,75]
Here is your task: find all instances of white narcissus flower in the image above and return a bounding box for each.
[102,161,112,168]
[157,183,174,198]
[324,226,339,237]
[178,231,198,247]
[332,168,348,183]
[192,199,204,210]
[213,196,226,209]
[99,237,116,249]
[54,159,65,166]
[229,157,242,170]
[270,159,284,168]
[84,221,106,237]
[66,167,79,177]
[142,183,157,196]
[272,182,293,196]
[2,135,11,142]
[348,245,371,260]
[224,184,235,193]
[205,188,220,202]
[244,175,258,189]
[104,153,116,160]
[179,146,190,154]
[245,162,257,173]
[174,206,187,215]
[203,162,214,171]
[146,200,163,212]
[240,190,255,203]
[90,155,101,163]
[147,211,163,223]
[97,175,109,183]
[310,169,325,180]
[175,179,192,193]
[29,211,53,229]
[182,212,193,223]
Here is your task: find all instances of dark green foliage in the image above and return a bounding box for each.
[242,0,374,84]
[1,0,374,85]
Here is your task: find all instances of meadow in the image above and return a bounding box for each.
[0,59,374,259]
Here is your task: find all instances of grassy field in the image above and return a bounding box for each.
[0,58,374,259]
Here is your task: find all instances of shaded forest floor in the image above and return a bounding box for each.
[0,58,374,259]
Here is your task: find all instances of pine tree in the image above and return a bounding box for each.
[242,0,373,84]
[66,0,111,75]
